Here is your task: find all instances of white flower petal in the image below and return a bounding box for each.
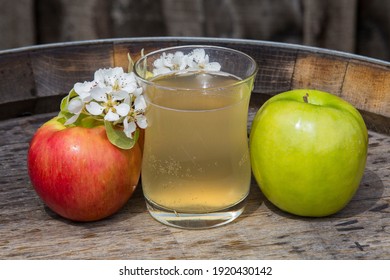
[163,53,174,68]
[104,109,120,121]
[67,98,83,114]
[123,117,136,138]
[128,71,137,80]
[74,81,93,94]
[153,58,165,69]
[74,81,94,101]
[81,95,93,103]
[94,67,124,87]
[97,67,122,78]
[105,76,117,87]
[64,113,80,125]
[121,83,137,93]
[171,52,184,61]
[153,67,171,76]
[90,87,108,102]
[111,67,124,76]
[136,115,148,129]
[172,52,187,69]
[173,51,184,59]
[112,90,129,101]
[86,102,105,115]
[190,49,206,63]
[133,87,143,96]
[116,72,138,93]
[205,62,221,72]
[115,103,130,117]
[134,95,147,111]
[120,72,137,85]
[204,54,210,64]
[152,48,221,76]
[124,95,132,105]
[93,69,107,85]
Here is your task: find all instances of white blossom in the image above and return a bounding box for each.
[73,81,94,102]
[67,98,83,115]
[187,49,221,71]
[123,114,148,138]
[63,48,219,141]
[152,48,221,76]
[135,114,147,129]
[63,66,147,139]
[122,92,147,138]
[133,87,143,96]
[188,49,207,65]
[153,51,189,76]
[203,62,221,72]
[94,68,123,89]
[152,65,171,77]
[123,117,137,138]
[115,103,131,117]
[86,101,105,116]
[104,109,120,122]
[134,95,147,111]
[64,97,84,125]
[90,87,109,102]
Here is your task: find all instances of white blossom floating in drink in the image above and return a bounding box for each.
[152,48,222,77]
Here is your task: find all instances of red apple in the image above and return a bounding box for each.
[27,117,142,222]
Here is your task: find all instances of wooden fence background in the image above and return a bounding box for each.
[0,0,390,61]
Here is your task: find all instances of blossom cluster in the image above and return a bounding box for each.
[61,48,220,148]
[65,67,147,139]
[152,48,221,76]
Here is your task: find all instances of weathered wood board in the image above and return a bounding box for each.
[0,38,389,259]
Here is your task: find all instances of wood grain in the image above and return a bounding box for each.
[3,0,390,62]
[0,52,35,105]
[0,37,389,129]
[0,38,389,259]
[303,0,357,53]
[342,60,390,118]
[292,53,348,94]
[0,111,389,260]
[30,42,114,98]
[0,0,35,49]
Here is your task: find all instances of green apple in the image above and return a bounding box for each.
[249,89,368,217]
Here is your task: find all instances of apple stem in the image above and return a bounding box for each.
[303,93,309,103]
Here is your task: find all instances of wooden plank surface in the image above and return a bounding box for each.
[0,38,389,259]
[0,104,389,259]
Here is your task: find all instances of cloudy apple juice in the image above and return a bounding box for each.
[141,72,251,215]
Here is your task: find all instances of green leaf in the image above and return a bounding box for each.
[58,89,78,125]
[104,121,138,150]
[60,89,77,112]
[60,95,69,112]
[80,115,101,128]
[57,111,74,125]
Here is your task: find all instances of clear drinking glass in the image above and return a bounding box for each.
[134,45,258,229]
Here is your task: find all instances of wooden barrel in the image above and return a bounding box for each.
[0,38,389,259]
[0,37,388,132]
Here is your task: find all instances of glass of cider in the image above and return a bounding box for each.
[134,45,258,229]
